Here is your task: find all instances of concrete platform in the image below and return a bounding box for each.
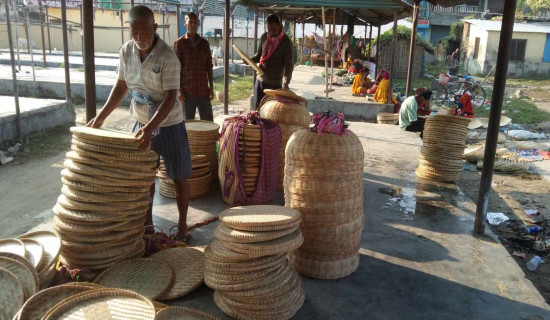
[0,95,75,144]
[0,50,120,71]
[17,119,550,319]
[0,63,249,103]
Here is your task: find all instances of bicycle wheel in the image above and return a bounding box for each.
[467,84,487,108]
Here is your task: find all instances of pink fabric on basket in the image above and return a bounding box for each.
[220,112,281,206]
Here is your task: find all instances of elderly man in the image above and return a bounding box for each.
[399,88,433,139]
[87,6,192,242]
[249,14,294,109]
[174,12,214,121]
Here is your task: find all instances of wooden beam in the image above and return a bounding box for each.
[405,2,419,96]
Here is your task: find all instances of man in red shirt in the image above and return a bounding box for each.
[174,12,214,121]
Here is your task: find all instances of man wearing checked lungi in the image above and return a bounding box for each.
[87,5,192,242]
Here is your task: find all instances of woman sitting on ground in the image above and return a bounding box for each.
[351,68,371,96]
[373,71,397,105]
[399,88,433,139]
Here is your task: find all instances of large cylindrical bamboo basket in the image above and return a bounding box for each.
[415,115,470,183]
[186,120,220,181]
[259,89,310,191]
[284,129,364,279]
[377,113,398,125]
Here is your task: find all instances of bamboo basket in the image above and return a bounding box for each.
[415,115,470,183]
[259,89,310,191]
[284,129,364,279]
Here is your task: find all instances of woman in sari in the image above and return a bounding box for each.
[351,69,371,96]
[374,71,397,105]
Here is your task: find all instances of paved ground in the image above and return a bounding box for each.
[0,50,119,70]
[3,113,550,319]
[0,95,66,117]
[0,64,119,85]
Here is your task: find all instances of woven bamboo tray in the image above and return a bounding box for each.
[41,288,155,320]
[0,267,24,320]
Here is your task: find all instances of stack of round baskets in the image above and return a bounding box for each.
[158,155,211,199]
[284,128,365,279]
[52,127,157,271]
[377,113,399,125]
[238,124,263,196]
[204,205,305,320]
[186,120,220,181]
[218,114,281,206]
[258,89,310,191]
[416,115,470,183]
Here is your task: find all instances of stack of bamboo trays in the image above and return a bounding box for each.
[284,129,365,279]
[205,205,305,320]
[52,127,157,271]
[158,155,211,199]
[258,89,310,191]
[376,113,398,125]
[416,115,470,183]
[186,120,220,181]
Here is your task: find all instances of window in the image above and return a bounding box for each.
[510,39,527,62]
[473,37,480,59]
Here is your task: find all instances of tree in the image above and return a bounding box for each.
[526,0,550,15]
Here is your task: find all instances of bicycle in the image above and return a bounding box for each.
[431,70,491,109]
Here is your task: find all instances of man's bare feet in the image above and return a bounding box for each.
[172,230,191,243]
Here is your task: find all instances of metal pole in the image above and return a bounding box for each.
[176,5,180,38]
[38,0,47,67]
[253,6,258,86]
[199,9,204,37]
[406,2,420,97]
[292,20,296,47]
[5,0,22,141]
[329,9,335,90]
[23,5,30,54]
[246,17,249,56]
[367,23,373,61]
[61,0,71,101]
[162,12,166,40]
[322,7,328,98]
[11,0,21,71]
[364,23,366,47]
[388,12,398,104]
[120,9,124,45]
[24,6,36,85]
[83,0,97,122]
[300,21,305,65]
[474,0,517,235]
[45,4,52,53]
[130,0,134,7]
[375,25,380,76]
[231,15,234,63]
[223,0,230,114]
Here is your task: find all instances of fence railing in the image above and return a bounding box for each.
[430,5,478,13]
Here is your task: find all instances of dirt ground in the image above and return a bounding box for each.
[457,170,550,302]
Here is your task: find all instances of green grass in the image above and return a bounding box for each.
[212,74,254,105]
[487,76,550,87]
[392,77,434,96]
[475,97,550,124]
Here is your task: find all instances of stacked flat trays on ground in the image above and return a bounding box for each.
[416,115,470,183]
[0,231,61,319]
[285,129,365,279]
[186,120,220,181]
[158,155,211,199]
[52,127,157,271]
[258,89,310,191]
[205,205,305,320]
[377,113,399,125]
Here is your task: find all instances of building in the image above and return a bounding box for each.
[462,19,550,77]
[417,0,504,45]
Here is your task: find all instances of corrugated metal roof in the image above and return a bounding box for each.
[232,4,250,18]
[465,19,550,34]
[202,15,263,37]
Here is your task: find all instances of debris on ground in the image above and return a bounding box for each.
[378,186,402,197]
[487,212,510,225]
[0,150,14,165]
[513,251,527,259]
[507,130,548,141]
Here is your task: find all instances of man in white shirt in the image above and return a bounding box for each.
[87,6,192,242]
